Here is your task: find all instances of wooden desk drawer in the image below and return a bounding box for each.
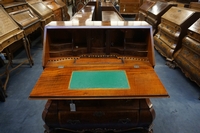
[0,31,24,51]
[24,21,41,36]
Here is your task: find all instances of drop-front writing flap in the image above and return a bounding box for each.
[188,18,200,34]
[0,5,19,37]
[9,8,40,28]
[148,1,170,16]
[26,0,53,18]
[162,7,195,25]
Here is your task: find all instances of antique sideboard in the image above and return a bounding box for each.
[29,2,168,133]
[153,6,200,67]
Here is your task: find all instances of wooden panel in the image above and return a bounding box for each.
[26,0,54,19]
[0,5,23,52]
[119,0,142,14]
[137,0,155,20]
[30,63,168,99]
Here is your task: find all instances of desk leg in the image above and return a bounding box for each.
[23,37,33,66]
[42,99,155,133]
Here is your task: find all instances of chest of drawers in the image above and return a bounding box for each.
[154,7,200,63]
[174,18,200,86]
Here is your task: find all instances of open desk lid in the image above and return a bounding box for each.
[9,8,40,28]
[0,5,19,38]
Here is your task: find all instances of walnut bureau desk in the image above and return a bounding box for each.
[29,2,169,133]
[153,6,200,67]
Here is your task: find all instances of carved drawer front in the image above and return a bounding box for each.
[43,99,155,131]
[154,35,174,60]
[158,32,177,49]
[1,31,24,51]
[24,21,41,36]
[174,45,200,86]
[58,110,139,129]
[158,20,181,40]
[146,15,157,28]
[182,37,200,59]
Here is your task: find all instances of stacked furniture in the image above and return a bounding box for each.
[174,18,200,87]
[154,6,200,67]
[29,2,168,133]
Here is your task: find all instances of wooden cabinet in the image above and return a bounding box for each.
[119,0,142,15]
[146,1,177,35]
[137,0,155,20]
[154,7,200,64]
[174,18,200,87]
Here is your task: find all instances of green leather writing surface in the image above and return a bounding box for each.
[69,70,130,90]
